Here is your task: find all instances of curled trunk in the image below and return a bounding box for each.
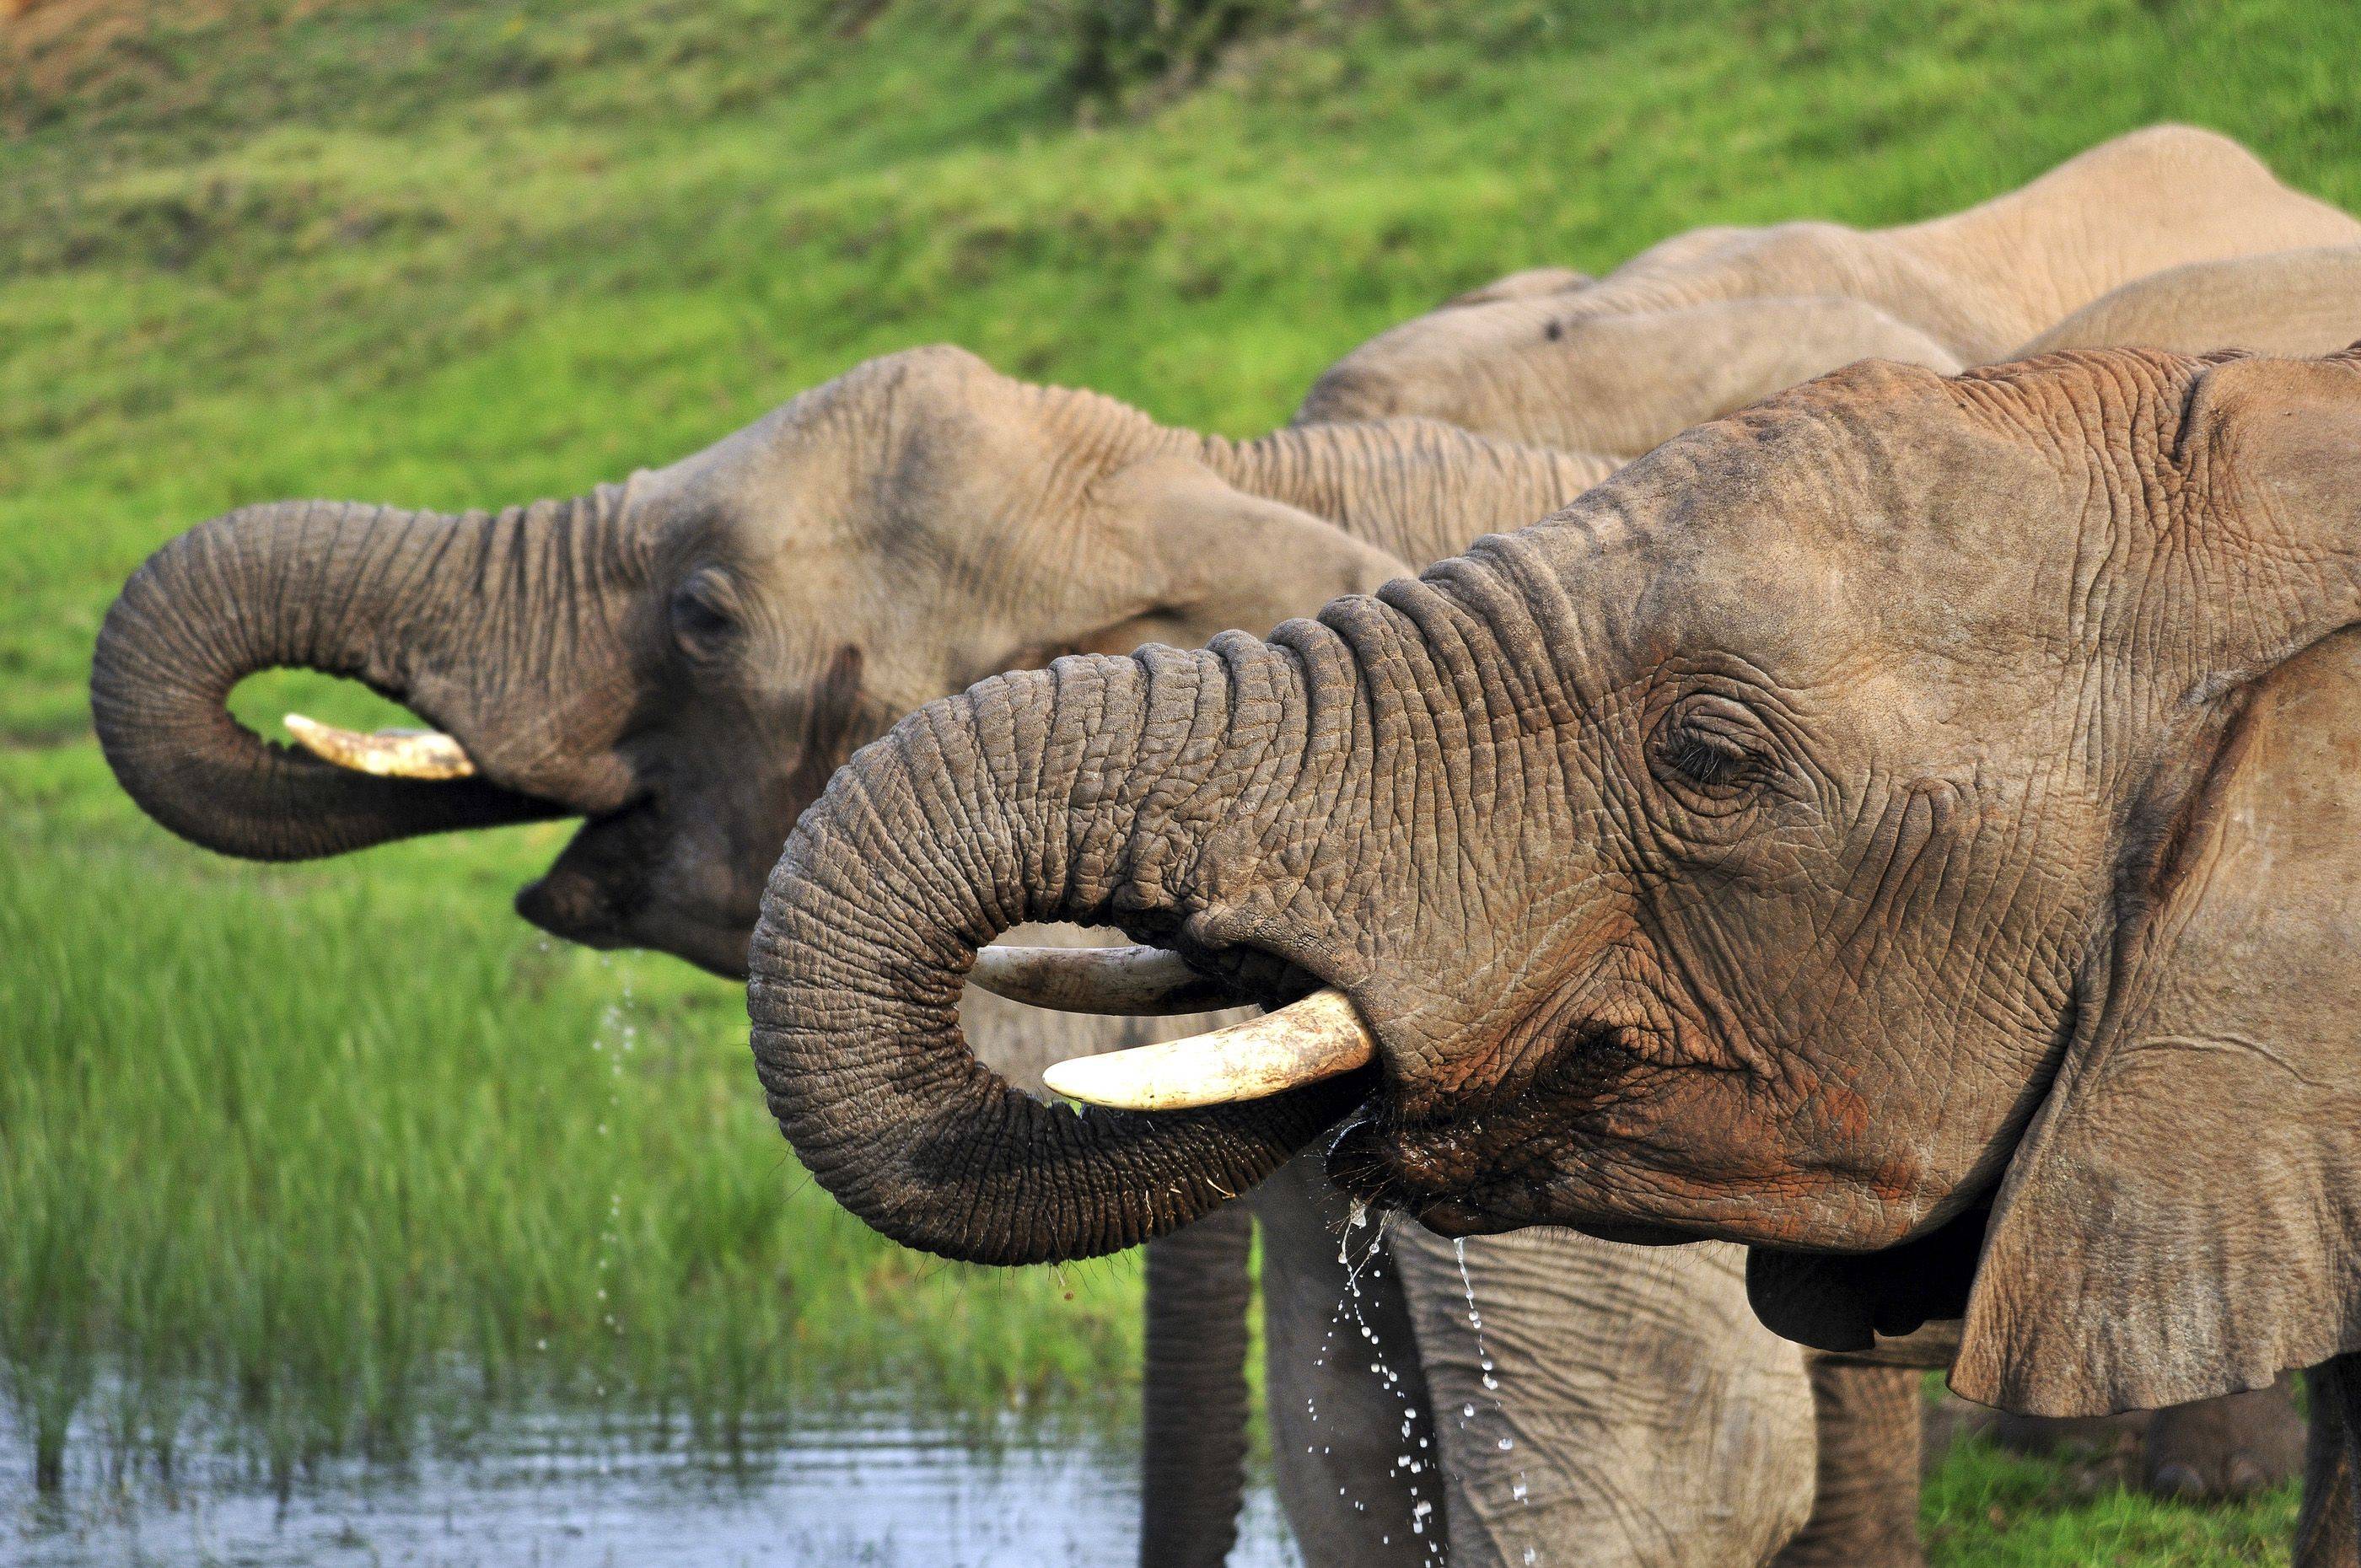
[92,493,623,861]
[747,642,1369,1265]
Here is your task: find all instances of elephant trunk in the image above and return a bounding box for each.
[92,492,628,862]
[1139,1211,1255,1567]
[747,640,1371,1265]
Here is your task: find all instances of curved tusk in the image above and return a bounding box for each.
[968,943,1234,1017]
[1041,987,1376,1111]
[283,712,477,780]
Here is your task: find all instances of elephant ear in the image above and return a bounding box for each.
[1946,352,2361,1416]
[1952,626,2361,1415]
[1052,453,1410,659]
[1751,349,2361,1403]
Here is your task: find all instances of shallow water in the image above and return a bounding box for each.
[2,1396,1304,1566]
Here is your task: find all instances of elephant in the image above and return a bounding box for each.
[2019,244,2361,360]
[96,346,1874,1567]
[743,344,2361,1566]
[1310,175,2361,1512]
[1299,126,2360,459]
[90,194,2357,1561]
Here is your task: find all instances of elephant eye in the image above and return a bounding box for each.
[1649,697,1777,808]
[670,568,742,661]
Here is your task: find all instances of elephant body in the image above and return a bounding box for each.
[1301,126,2361,459]
[2019,244,2361,359]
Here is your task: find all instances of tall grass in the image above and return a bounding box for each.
[0,748,1141,1489]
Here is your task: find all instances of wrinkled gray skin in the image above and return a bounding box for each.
[1301,126,2361,457]
[110,346,1837,1566]
[1320,163,2361,1512]
[2020,244,2361,359]
[747,346,2361,1567]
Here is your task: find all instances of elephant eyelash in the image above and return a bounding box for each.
[1655,723,1762,790]
[669,572,742,659]
[1644,691,1794,824]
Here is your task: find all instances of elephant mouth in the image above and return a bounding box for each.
[511,797,764,980]
[1325,1117,1641,1240]
[282,712,765,971]
[1322,1112,1522,1234]
[1320,1020,1665,1236]
[981,937,1678,1233]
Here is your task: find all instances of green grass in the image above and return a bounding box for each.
[1926,1423,2299,1567]
[6,0,2361,1557]
[0,748,1143,1494]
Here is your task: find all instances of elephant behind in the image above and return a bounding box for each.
[1300,125,2361,458]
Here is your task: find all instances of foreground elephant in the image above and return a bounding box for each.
[1302,126,2360,456]
[1320,177,2361,1511]
[96,346,1885,1565]
[748,345,2361,1565]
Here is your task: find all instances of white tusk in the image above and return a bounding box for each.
[1041,987,1376,1111]
[968,944,1233,1017]
[283,712,477,780]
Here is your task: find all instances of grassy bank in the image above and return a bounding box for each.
[0,748,1142,1495]
[6,0,2359,1558]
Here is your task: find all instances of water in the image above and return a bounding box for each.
[1305,1205,1446,1560]
[2,1396,1304,1567]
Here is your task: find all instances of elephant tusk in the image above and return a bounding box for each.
[283,712,478,780]
[968,943,1235,1017]
[1041,987,1376,1111]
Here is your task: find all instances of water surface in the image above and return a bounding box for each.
[3,1397,1303,1566]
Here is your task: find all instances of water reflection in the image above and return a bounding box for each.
[3,1394,1303,1566]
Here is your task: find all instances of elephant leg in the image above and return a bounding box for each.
[2142,1379,2306,1500]
[2296,1357,2359,1568]
[1252,1151,1442,1566]
[1770,1360,1925,1568]
[1389,1225,1818,1568]
[1140,1205,1254,1568]
[1991,1381,2305,1501]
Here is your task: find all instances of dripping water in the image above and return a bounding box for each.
[1456,1237,1535,1556]
[1301,1200,1444,1559]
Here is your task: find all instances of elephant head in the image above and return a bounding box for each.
[93,344,1432,978]
[750,345,2361,1420]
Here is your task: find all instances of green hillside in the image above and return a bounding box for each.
[6,0,2356,1557]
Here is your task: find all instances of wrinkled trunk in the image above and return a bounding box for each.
[747,639,1371,1264]
[1139,1209,1254,1567]
[92,491,631,861]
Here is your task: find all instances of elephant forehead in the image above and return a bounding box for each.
[1561,382,2087,670]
